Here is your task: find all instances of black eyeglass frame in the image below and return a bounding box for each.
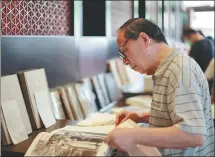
[118,38,130,60]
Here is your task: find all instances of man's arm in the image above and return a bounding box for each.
[133,126,205,149]
[137,112,151,123]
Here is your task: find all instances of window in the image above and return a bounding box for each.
[191,11,214,38]
[182,1,214,8]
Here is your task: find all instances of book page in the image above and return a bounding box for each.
[1,100,28,144]
[34,90,56,128]
[76,113,115,127]
[25,132,50,156]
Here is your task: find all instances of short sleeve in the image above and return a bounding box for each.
[168,85,207,136]
[205,58,214,80]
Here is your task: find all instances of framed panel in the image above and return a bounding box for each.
[82,0,106,36]
[145,1,158,23]
[111,1,133,36]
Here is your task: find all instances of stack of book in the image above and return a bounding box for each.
[1,61,153,147]
[48,72,123,123]
[1,69,56,145]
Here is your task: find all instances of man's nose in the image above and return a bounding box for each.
[123,58,129,65]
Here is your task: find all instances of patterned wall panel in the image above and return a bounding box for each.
[1,0,71,35]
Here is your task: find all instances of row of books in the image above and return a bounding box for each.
[1,57,153,146]
[107,58,153,93]
[1,68,122,146]
[1,69,55,145]
[49,72,122,121]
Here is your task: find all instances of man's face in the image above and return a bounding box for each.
[117,30,153,75]
[184,34,196,45]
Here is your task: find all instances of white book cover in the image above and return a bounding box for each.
[34,90,56,128]
[19,68,50,129]
[1,100,28,144]
[1,74,32,134]
[1,109,12,145]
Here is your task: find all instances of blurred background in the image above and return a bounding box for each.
[1,0,214,88]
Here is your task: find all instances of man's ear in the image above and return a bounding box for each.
[139,32,150,46]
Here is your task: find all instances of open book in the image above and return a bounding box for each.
[25,119,161,156]
[25,125,114,156]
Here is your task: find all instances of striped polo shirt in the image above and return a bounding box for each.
[149,50,214,156]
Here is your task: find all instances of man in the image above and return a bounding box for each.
[104,18,214,156]
[183,28,214,73]
[183,28,214,95]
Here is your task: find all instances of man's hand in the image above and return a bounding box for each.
[115,111,150,126]
[104,126,205,151]
[115,111,140,126]
[104,128,137,152]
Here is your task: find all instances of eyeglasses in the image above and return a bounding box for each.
[118,38,130,60]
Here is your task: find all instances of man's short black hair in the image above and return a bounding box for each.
[197,30,205,37]
[183,28,197,37]
[118,18,168,45]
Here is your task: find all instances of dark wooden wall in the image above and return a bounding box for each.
[1,0,133,89]
[1,36,118,88]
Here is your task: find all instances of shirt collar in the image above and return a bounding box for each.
[152,49,180,80]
